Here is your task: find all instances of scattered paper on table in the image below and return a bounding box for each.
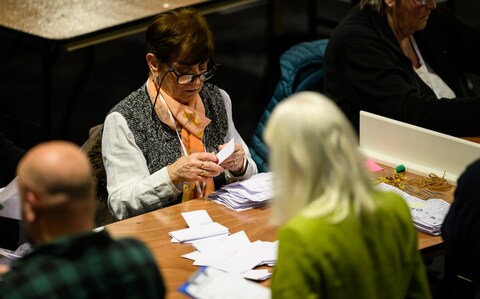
[178,266,271,299]
[169,210,278,284]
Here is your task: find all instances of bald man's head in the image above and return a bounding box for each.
[17,141,94,200]
[17,141,96,244]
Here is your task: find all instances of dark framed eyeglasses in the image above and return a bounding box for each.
[166,63,217,85]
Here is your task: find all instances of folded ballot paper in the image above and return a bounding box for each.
[374,182,451,236]
[169,210,229,243]
[208,172,274,211]
[170,210,277,282]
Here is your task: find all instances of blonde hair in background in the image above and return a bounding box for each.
[264,92,375,225]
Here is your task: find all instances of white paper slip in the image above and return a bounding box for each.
[192,234,229,252]
[216,138,235,164]
[179,266,271,299]
[211,241,264,274]
[168,222,229,243]
[193,231,251,267]
[182,251,201,261]
[171,233,229,244]
[241,269,272,281]
[181,210,213,228]
[252,240,278,265]
[0,177,22,220]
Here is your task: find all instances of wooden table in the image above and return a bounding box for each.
[374,163,454,260]
[106,165,454,299]
[106,199,277,299]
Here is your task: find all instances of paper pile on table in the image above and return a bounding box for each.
[374,182,451,236]
[179,266,271,299]
[208,172,274,211]
[169,210,277,281]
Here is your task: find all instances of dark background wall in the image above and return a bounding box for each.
[0,0,478,151]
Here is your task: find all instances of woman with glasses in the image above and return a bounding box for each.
[102,7,257,220]
[266,92,431,299]
[324,0,480,137]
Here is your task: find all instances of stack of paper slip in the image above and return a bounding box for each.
[208,172,274,211]
[374,182,451,236]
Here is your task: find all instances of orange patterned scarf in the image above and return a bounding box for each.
[155,88,216,201]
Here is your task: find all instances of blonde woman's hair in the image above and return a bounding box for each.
[264,92,375,225]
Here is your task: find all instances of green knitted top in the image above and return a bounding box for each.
[271,190,431,299]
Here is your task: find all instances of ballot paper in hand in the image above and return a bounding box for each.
[216,138,235,164]
[179,266,271,299]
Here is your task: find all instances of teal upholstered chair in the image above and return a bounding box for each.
[249,39,329,173]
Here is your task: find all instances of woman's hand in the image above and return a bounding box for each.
[218,143,245,173]
[167,152,223,184]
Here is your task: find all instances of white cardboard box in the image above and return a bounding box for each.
[359,111,480,184]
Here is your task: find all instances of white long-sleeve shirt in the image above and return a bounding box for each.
[102,88,257,220]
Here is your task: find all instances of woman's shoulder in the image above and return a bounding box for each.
[279,212,332,243]
[331,7,378,41]
[371,188,408,208]
[369,188,413,222]
[109,83,148,115]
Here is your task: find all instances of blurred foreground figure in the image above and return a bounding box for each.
[266,92,431,299]
[0,141,165,299]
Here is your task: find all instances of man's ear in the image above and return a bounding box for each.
[384,0,394,7]
[146,53,160,73]
[23,191,40,223]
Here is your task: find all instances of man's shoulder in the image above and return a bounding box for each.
[0,232,164,298]
[84,231,155,262]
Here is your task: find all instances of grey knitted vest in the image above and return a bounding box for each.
[109,83,228,189]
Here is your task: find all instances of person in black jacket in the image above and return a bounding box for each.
[441,159,480,299]
[324,0,480,137]
[0,132,25,250]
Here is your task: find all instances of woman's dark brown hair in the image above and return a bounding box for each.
[146,7,215,66]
